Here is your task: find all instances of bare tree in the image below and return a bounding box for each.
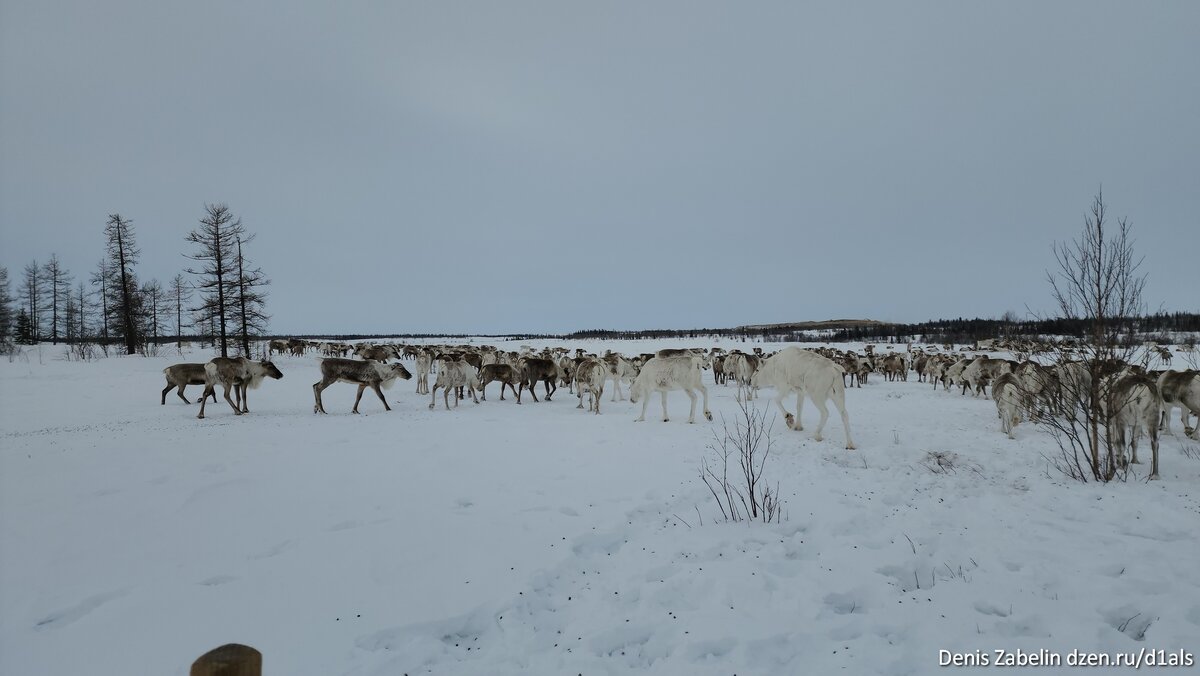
[1032,189,1148,482]
[64,292,79,341]
[140,279,167,343]
[169,273,192,347]
[42,254,73,344]
[103,214,143,355]
[0,266,13,344]
[75,281,89,339]
[230,237,270,356]
[19,260,41,341]
[89,258,112,347]
[185,204,246,358]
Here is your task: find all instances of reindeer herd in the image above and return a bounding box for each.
[160,339,1200,474]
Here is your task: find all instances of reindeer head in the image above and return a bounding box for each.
[260,361,283,379]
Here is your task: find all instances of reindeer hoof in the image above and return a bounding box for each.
[704,412,713,421]
[814,434,824,442]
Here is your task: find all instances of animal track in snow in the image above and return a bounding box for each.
[199,574,237,586]
[34,589,126,631]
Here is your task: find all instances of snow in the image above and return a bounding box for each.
[2,340,1198,676]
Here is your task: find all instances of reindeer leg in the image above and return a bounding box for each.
[177,384,192,404]
[635,392,649,422]
[373,381,392,411]
[352,383,367,413]
[685,388,698,423]
[772,393,793,428]
[223,384,241,415]
[660,390,669,422]
[313,378,331,414]
[197,385,213,419]
[162,383,174,405]
[811,395,831,442]
[239,383,250,413]
[1129,422,1141,464]
[1149,425,1160,479]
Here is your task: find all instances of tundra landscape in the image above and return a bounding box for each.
[2,335,1200,675]
[2,2,1198,675]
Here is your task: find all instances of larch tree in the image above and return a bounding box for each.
[141,279,167,343]
[42,253,73,344]
[169,273,192,346]
[230,236,270,356]
[185,204,245,358]
[20,260,41,341]
[0,266,13,343]
[90,259,112,345]
[103,214,143,355]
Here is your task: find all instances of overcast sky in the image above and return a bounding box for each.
[1,2,1196,335]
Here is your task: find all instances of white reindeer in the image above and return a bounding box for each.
[751,347,855,449]
[630,356,713,424]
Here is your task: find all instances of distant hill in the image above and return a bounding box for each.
[735,319,883,332]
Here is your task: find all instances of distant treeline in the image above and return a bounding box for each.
[563,312,1200,345]
[70,312,1193,347]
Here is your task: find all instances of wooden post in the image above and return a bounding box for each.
[191,644,261,676]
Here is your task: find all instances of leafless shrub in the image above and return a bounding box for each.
[1179,443,1200,462]
[65,340,99,362]
[1,341,21,361]
[918,451,983,477]
[700,398,783,523]
[1033,190,1148,483]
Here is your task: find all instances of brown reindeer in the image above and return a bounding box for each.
[161,363,218,405]
[197,357,284,419]
[478,363,521,401]
[357,345,393,363]
[313,358,412,414]
[517,358,560,403]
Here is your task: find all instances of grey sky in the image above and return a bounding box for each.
[2,1,1197,335]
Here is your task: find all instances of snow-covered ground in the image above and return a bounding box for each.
[2,339,1198,676]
